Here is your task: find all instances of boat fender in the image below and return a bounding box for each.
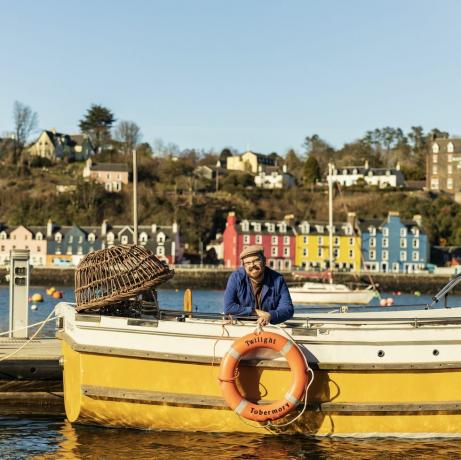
[218,331,308,422]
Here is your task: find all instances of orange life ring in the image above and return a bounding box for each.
[219,331,308,422]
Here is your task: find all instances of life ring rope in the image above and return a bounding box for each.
[218,326,311,425]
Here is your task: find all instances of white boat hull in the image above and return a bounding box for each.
[289,282,375,304]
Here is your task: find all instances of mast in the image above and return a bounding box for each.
[133,148,138,244]
[328,162,334,282]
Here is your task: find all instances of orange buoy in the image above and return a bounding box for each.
[52,291,63,299]
[219,331,308,422]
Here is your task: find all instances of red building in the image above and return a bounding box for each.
[223,212,296,270]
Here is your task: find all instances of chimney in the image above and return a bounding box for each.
[284,214,295,225]
[364,160,369,169]
[413,214,422,227]
[227,212,236,227]
[47,219,53,238]
[172,222,178,233]
[151,224,157,234]
[347,212,356,226]
[101,220,108,236]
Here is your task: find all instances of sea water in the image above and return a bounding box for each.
[1,286,461,459]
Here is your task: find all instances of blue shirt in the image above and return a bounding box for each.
[223,267,294,324]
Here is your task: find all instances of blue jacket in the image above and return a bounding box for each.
[223,267,294,324]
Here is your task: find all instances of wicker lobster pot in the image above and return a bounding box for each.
[75,245,175,312]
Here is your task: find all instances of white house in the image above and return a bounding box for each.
[254,165,295,189]
[330,162,405,188]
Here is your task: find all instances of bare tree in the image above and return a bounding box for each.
[12,101,38,163]
[114,120,142,155]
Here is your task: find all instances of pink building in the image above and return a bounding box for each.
[223,212,296,270]
[0,225,47,266]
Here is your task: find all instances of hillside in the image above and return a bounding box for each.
[0,156,459,252]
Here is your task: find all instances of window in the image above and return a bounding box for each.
[370,238,376,248]
[77,245,83,255]
[88,233,95,242]
[400,228,407,237]
[67,246,72,255]
[448,165,453,175]
[157,233,165,244]
[369,250,376,260]
[37,246,41,252]
[156,246,165,256]
[448,178,453,189]
[303,248,308,256]
[433,165,438,174]
[448,142,454,153]
[349,238,354,246]
[400,251,407,261]
[369,226,376,236]
[382,250,388,261]
[36,233,43,240]
[279,223,287,233]
[382,238,388,248]
[283,236,290,245]
[272,236,278,245]
[107,232,114,244]
[412,239,419,249]
[241,221,249,232]
[68,236,73,243]
[121,235,128,244]
[400,238,407,248]
[285,260,291,269]
[0,246,4,251]
[283,247,290,257]
[333,248,339,258]
[392,263,399,273]
[267,223,275,232]
[430,178,439,190]
[317,237,323,246]
[382,228,389,237]
[334,237,340,246]
[317,248,323,257]
[0,232,5,240]
[303,236,308,244]
[140,232,148,243]
[412,251,419,261]
[243,235,250,244]
[253,223,261,232]
[55,233,62,243]
[271,246,278,256]
[349,249,354,258]
[255,235,262,244]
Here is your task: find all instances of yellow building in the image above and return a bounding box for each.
[226,150,276,173]
[295,215,361,273]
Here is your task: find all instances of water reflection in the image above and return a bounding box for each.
[0,416,455,459]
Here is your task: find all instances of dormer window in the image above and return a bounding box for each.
[266,223,275,233]
[368,171,373,176]
[253,222,261,232]
[140,232,148,243]
[241,220,249,232]
[278,223,287,233]
[36,232,43,240]
[369,226,376,236]
[448,142,454,153]
[88,233,95,242]
[121,235,128,244]
[55,233,62,243]
[342,169,347,175]
[353,169,357,174]
[301,222,310,234]
[157,232,165,244]
[432,143,439,153]
[107,232,114,244]
[0,232,5,240]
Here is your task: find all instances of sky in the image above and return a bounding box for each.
[1,0,461,155]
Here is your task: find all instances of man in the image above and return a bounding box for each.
[223,245,294,325]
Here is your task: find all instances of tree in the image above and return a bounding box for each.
[303,134,335,174]
[114,120,142,155]
[303,156,321,185]
[12,101,38,163]
[79,104,115,153]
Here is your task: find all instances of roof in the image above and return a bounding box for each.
[432,138,461,154]
[89,162,129,172]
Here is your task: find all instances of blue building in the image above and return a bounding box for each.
[360,212,428,273]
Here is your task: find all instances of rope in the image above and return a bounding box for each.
[0,307,60,363]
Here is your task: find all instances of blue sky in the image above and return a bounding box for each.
[1,0,460,154]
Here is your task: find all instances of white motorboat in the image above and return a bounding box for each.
[289,281,376,304]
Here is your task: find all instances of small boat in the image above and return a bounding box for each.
[289,281,376,304]
[56,274,461,437]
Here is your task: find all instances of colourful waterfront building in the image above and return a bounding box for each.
[294,213,361,273]
[360,212,428,273]
[223,212,296,270]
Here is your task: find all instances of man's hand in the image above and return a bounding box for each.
[254,309,271,326]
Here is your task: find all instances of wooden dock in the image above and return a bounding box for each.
[0,337,63,413]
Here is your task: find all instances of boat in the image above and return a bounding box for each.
[289,281,376,304]
[289,163,378,305]
[56,273,461,437]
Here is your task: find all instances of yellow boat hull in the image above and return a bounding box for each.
[62,340,461,436]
